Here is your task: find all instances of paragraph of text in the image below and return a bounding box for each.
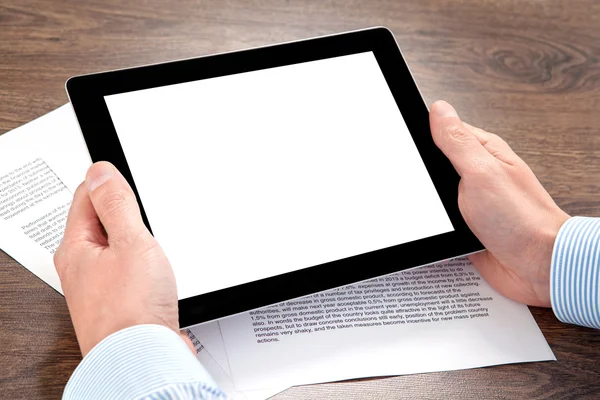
[0,158,67,220]
[248,259,493,343]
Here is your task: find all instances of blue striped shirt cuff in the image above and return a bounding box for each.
[551,216,600,329]
[63,324,225,399]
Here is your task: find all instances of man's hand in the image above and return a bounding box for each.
[430,101,570,307]
[54,161,186,356]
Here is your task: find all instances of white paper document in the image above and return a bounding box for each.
[184,328,288,400]
[193,258,554,391]
[0,105,91,193]
[0,105,91,292]
[0,155,71,291]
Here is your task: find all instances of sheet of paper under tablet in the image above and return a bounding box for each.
[0,154,71,292]
[0,105,91,293]
[185,329,288,399]
[189,320,233,377]
[215,258,555,391]
[0,104,91,193]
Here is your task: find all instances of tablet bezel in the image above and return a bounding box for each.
[66,27,483,327]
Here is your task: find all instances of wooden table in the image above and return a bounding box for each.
[1,0,599,398]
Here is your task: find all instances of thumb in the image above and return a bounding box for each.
[430,101,493,176]
[85,161,147,247]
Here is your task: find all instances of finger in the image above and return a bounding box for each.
[61,183,107,246]
[430,101,494,176]
[85,161,147,247]
[463,122,522,166]
[462,122,490,139]
[54,182,106,278]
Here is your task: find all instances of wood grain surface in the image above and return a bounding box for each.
[1,0,599,398]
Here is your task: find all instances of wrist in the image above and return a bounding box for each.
[71,310,179,357]
[530,208,570,307]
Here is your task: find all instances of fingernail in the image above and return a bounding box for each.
[86,162,114,192]
[433,101,458,118]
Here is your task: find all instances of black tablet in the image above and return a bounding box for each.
[66,27,483,327]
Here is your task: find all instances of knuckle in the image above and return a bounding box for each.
[99,190,131,219]
[464,156,495,177]
[488,132,510,148]
[488,132,502,142]
[109,228,143,248]
[74,182,87,197]
[446,124,471,141]
[53,243,70,280]
[53,248,63,271]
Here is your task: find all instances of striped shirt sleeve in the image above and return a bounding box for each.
[551,216,600,329]
[63,324,227,400]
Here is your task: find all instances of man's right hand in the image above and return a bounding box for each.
[430,101,570,307]
[54,162,186,357]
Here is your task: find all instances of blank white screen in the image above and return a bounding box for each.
[104,51,454,300]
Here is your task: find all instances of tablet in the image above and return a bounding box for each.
[66,27,483,327]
